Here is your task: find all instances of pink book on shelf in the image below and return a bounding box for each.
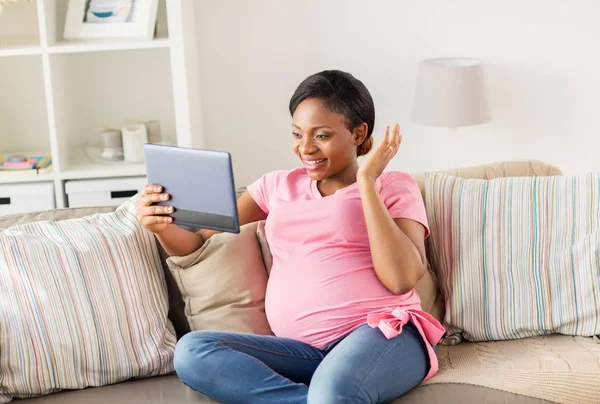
[3,160,36,167]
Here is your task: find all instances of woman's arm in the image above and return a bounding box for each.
[155,191,267,257]
[356,123,427,295]
[358,178,427,295]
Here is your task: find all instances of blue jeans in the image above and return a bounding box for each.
[173,323,436,404]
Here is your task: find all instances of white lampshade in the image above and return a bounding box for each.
[411,57,491,128]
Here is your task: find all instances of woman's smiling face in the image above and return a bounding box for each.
[291,98,364,181]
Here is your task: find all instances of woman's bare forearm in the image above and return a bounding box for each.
[155,225,204,257]
[154,224,224,257]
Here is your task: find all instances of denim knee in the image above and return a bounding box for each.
[173,331,221,390]
[307,371,361,404]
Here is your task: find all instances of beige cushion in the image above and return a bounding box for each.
[423,334,600,404]
[167,222,273,335]
[0,198,176,403]
[15,373,552,403]
[256,220,272,275]
[411,159,563,198]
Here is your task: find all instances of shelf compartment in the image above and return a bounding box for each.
[49,47,176,176]
[41,0,169,47]
[0,56,51,160]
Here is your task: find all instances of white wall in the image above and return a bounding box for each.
[194,0,600,187]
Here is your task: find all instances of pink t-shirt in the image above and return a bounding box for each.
[247,168,444,381]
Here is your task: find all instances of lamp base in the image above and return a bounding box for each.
[449,127,458,169]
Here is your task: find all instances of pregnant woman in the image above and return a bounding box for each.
[136,69,444,404]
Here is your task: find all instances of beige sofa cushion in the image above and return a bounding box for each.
[0,197,176,403]
[256,220,272,275]
[411,159,563,196]
[423,334,600,404]
[167,222,273,335]
[16,373,552,403]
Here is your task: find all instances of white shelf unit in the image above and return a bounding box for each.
[0,0,202,210]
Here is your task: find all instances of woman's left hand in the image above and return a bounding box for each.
[357,123,402,184]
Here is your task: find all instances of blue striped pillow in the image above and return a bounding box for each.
[0,197,176,403]
[425,172,600,342]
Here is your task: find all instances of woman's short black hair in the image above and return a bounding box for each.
[289,70,375,141]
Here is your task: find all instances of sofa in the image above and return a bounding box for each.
[3,159,589,404]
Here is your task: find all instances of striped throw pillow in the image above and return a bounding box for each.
[425,172,600,342]
[0,197,176,403]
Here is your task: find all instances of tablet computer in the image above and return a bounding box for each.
[143,144,240,233]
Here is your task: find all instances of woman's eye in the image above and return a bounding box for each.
[316,134,329,139]
[292,132,302,139]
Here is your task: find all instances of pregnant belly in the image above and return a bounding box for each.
[264,254,406,347]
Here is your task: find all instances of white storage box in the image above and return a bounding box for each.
[65,176,147,208]
[0,182,55,215]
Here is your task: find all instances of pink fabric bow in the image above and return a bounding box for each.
[367,307,445,381]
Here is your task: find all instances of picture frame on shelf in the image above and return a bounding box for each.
[63,0,159,40]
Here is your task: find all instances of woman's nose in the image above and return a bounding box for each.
[300,138,317,154]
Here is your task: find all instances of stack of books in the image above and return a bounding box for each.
[0,155,53,174]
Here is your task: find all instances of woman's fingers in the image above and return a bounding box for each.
[141,205,174,223]
[144,205,174,216]
[149,192,170,203]
[392,124,400,146]
[141,184,161,197]
[142,215,173,226]
[139,192,170,209]
[136,184,175,230]
[136,189,172,218]
[381,124,399,154]
[389,124,402,151]
[382,125,390,146]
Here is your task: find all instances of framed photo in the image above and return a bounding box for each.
[63,0,159,40]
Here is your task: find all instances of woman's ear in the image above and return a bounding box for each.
[353,123,368,146]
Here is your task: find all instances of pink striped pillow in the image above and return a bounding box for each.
[425,172,600,343]
[0,197,176,403]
